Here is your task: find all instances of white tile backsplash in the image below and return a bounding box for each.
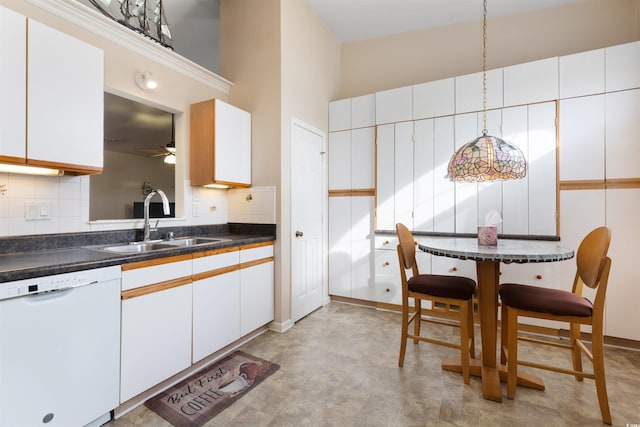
[228,186,276,224]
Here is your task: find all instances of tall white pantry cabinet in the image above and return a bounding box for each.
[328,40,640,342]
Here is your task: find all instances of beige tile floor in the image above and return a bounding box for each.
[109,302,640,427]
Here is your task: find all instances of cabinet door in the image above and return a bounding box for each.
[413,78,454,120]
[193,271,241,363]
[376,124,395,230]
[477,110,504,233]
[559,96,605,181]
[0,6,26,161]
[395,122,414,229]
[328,131,351,190]
[351,94,375,129]
[240,260,274,335]
[414,119,434,232]
[528,102,557,236]
[328,197,352,297]
[351,196,374,301]
[433,116,455,232]
[376,86,412,125]
[215,99,252,185]
[351,127,374,189]
[454,113,479,233]
[559,49,605,99]
[502,106,529,234]
[28,20,103,170]
[329,98,351,132]
[120,284,192,403]
[605,89,640,180]
[455,69,503,114]
[604,189,640,341]
[605,41,640,92]
[503,57,558,107]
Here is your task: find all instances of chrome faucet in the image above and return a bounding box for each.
[143,189,170,241]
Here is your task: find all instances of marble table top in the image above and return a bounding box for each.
[418,237,575,264]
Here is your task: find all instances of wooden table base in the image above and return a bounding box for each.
[442,358,545,402]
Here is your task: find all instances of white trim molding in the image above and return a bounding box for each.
[26,0,233,94]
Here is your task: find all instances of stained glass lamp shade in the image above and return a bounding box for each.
[447,132,527,182]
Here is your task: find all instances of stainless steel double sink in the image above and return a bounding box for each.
[93,236,229,254]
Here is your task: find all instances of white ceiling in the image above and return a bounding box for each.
[304,0,586,42]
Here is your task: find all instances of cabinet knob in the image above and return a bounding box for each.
[536,274,543,280]
[295,230,304,238]
[451,267,458,272]
[384,240,390,245]
[383,261,390,267]
[385,288,390,293]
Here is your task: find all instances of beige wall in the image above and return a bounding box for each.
[280,0,341,323]
[220,0,341,326]
[340,0,640,98]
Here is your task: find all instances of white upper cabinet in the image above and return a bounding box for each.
[605,88,640,180]
[502,106,530,235]
[328,130,351,190]
[503,57,559,107]
[433,116,455,232]
[0,6,26,161]
[351,94,376,128]
[454,112,479,233]
[559,95,605,181]
[190,98,252,187]
[413,119,434,232]
[28,20,104,171]
[376,86,412,124]
[351,127,375,189]
[394,122,414,229]
[559,49,605,99]
[376,124,395,230]
[605,40,640,92]
[329,98,351,132]
[455,69,503,114]
[413,78,454,120]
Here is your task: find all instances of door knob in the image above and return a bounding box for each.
[295,230,304,237]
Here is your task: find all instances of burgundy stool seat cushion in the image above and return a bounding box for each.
[408,274,476,300]
[500,283,593,317]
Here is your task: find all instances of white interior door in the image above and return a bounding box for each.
[291,120,325,322]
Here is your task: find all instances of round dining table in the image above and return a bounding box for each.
[418,236,574,402]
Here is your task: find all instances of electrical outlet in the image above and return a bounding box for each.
[192,203,200,217]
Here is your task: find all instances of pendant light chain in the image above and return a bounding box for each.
[482,0,488,135]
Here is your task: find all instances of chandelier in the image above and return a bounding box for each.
[88,0,173,49]
[447,0,527,182]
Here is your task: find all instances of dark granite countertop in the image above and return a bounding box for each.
[0,224,275,282]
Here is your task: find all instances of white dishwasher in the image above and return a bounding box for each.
[0,265,121,427]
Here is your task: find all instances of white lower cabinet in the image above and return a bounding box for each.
[240,244,275,336]
[120,282,193,403]
[374,247,401,305]
[192,249,241,364]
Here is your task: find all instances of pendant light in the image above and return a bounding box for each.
[447,0,527,182]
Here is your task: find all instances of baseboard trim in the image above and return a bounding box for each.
[269,319,294,333]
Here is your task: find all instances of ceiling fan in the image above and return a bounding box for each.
[151,114,176,164]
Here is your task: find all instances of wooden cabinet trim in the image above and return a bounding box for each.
[26,158,102,175]
[559,178,640,190]
[193,264,240,282]
[240,256,274,270]
[121,253,193,271]
[121,276,191,300]
[192,246,239,258]
[329,189,375,197]
[239,241,274,250]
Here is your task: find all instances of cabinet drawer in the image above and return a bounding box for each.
[193,249,239,274]
[240,243,274,263]
[121,255,192,291]
[375,236,398,250]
